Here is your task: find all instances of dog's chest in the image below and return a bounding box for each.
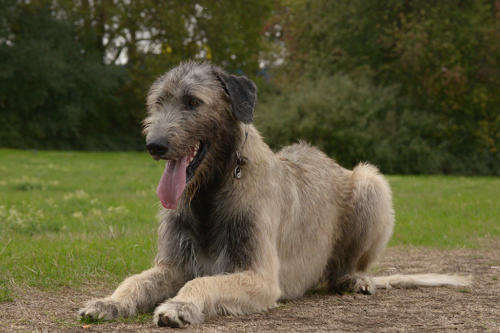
[173,193,256,276]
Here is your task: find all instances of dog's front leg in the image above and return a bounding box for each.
[154,270,281,327]
[79,264,186,320]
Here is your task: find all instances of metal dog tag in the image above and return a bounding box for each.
[234,165,242,179]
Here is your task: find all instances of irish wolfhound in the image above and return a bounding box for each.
[79,62,470,328]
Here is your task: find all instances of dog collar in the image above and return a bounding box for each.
[234,129,248,179]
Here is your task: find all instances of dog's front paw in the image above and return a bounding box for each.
[154,301,204,328]
[78,298,124,320]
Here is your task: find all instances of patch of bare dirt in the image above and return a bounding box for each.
[1,244,499,332]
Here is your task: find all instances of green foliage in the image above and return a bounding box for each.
[258,74,447,174]
[0,0,498,174]
[0,0,273,150]
[273,0,500,174]
[258,74,393,165]
[0,3,126,149]
[0,149,498,299]
[0,278,13,302]
[381,1,500,160]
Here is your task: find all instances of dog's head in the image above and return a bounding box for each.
[143,61,257,209]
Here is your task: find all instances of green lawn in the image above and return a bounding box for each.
[0,149,498,302]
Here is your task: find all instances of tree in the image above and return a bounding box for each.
[259,0,500,174]
[0,0,274,149]
[0,3,124,148]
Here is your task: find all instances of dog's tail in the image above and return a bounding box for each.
[372,274,472,289]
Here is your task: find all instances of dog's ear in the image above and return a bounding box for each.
[215,72,257,124]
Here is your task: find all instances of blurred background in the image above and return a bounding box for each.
[1,0,499,175]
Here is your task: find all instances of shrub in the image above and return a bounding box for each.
[256,73,498,175]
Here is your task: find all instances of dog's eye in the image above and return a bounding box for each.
[155,92,173,107]
[155,97,164,107]
[185,96,201,110]
[189,99,199,107]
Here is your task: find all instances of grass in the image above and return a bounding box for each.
[0,149,161,301]
[0,148,498,302]
[389,175,499,247]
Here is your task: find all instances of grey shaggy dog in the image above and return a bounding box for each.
[79,62,470,328]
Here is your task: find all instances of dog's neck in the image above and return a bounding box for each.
[186,122,245,218]
[239,125,274,166]
[187,123,271,220]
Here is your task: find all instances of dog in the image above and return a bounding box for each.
[79,62,471,328]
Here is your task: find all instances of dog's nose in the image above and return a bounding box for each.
[146,141,168,158]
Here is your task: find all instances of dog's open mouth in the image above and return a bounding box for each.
[157,141,208,209]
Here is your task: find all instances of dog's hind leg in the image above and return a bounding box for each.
[328,163,394,295]
[79,264,186,320]
[334,273,376,295]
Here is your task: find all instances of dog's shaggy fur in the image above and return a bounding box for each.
[79,62,471,328]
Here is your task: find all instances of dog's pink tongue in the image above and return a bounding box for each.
[157,156,189,209]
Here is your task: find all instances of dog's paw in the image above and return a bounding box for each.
[154,301,204,328]
[354,276,376,295]
[78,298,124,320]
[334,274,376,295]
